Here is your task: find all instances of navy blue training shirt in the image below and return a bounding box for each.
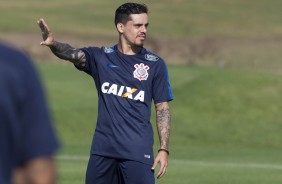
[79,45,173,165]
[0,43,59,184]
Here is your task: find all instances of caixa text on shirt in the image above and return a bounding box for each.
[101,82,145,102]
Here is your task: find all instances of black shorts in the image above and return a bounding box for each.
[86,154,155,184]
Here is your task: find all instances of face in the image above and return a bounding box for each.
[118,13,149,47]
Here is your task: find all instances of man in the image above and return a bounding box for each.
[0,42,60,184]
[37,2,173,184]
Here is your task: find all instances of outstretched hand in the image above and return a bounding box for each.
[37,18,55,47]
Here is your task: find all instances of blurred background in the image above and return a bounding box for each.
[1,0,282,183]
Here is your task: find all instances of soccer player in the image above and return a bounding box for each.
[0,42,60,184]
[37,2,173,184]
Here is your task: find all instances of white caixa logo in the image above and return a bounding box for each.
[101,82,145,102]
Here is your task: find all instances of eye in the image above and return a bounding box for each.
[134,24,142,28]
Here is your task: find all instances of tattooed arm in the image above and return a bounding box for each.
[155,102,171,152]
[151,101,171,179]
[49,41,86,68]
[37,18,86,68]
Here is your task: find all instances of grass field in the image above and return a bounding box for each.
[2,0,282,183]
[1,0,282,39]
[1,0,282,67]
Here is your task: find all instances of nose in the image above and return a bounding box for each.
[141,25,147,33]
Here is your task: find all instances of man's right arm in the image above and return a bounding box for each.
[49,41,86,69]
[37,18,86,69]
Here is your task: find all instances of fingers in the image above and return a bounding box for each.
[37,18,55,46]
[151,159,158,171]
[37,18,50,33]
[156,160,168,179]
[37,18,45,32]
[151,153,168,179]
[39,41,47,46]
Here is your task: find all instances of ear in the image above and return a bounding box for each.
[116,22,124,34]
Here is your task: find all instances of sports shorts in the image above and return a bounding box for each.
[86,154,155,184]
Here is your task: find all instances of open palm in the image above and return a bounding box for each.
[37,18,55,46]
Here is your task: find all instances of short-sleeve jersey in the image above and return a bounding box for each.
[79,45,173,165]
[0,43,59,184]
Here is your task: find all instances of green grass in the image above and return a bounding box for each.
[1,0,282,39]
[56,152,282,184]
[36,62,282,184]
[166,66,282,148]
[2,0,282,71]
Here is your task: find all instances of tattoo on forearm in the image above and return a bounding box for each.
[156,104,171,151]
[50,41,86,67]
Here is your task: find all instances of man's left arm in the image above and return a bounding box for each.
[151,101,171,179]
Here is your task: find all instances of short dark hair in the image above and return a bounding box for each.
[114,3,148,26]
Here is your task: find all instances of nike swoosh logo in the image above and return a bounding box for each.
[107,63,119,68]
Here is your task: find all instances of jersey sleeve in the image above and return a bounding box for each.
[152,60,174,104]
[77,47,101,81]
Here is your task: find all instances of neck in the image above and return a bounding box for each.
[117,38,142,55]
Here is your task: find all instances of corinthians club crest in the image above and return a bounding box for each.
[133,63,150,81]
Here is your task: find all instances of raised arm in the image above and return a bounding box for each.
[151,101,171,179]
[37,18,86,68]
